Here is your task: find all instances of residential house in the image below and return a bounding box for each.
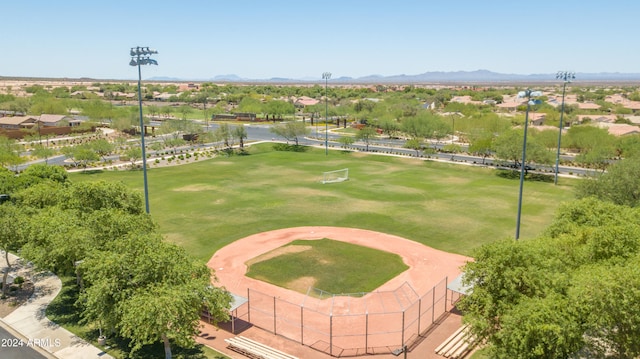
[154,93,175,101]
[622,101,640,112]
[576,114,617,123]
[604,94,640,112]
[39,114,81,127]
[0,115,38,129]
[178,83,199,91]
[450,95,482,105]
[294,96,320,108]
[496,95,525,111]
[528,112,546,126]
[576,102,601,110]
[597,123,640,136]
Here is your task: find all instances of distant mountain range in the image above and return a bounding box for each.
[149,70,640,83]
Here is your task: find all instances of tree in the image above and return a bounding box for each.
[62,180,144,215]
[493,129,524,165]
[82,99,113,122]
[111,116,137,133]
[158,120,187,154]
[21,207,93,275]
[404,137,423,156]
[355,126,378,151]
[236,97,263,114]
[125,146,142,168]
[177,105,193,120]
[21,163,68,184]
[31,144,56,164]
[575,144,616,172]
[264,100,294,121]
[459,198,640,358]
[576,156,640,207]
[616,134,640,159]
[0,136,25,169]
[269,121,309,146]
[90,138,114,162]
[68,144,100,169]
[232,125,248,149]
[531,128,559,151]
[468,134,494,164]
[490,294,584,359]
[401,115,429,139]
[570,260,640,358]
[565,125,613,154]
[377,119,401,138]
[337,136,355,148]
[79,233,232,359]
[215,123,233,149]
[0,205,27,297]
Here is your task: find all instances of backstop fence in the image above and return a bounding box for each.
[228,277,454,357]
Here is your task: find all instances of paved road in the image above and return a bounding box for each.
[0,325,49,359]
[15,122,597,178]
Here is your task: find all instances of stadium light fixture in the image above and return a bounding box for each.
[322,72,331,155]
[129,46,158,214]
[515,89,542,240]
[554,71,575,185]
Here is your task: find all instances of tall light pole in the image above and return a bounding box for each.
[203,96,209,130]
[129,46,158,214]
[515,89,542,240]
[322,72,331,155]
[554,71,575,185]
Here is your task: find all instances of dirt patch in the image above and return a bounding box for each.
[0,281,35,318]
[246,245,312,267]
[173,184,217,192]
[287,276,317,293]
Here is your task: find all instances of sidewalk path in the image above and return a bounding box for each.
[0,253,113,359]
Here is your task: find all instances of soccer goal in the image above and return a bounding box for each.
[322,168,349,184]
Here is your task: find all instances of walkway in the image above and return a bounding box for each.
[0,253,112,359]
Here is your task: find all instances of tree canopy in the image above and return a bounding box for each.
[458,198,640,358]
[0,169,231,358]
[576,156,640,207]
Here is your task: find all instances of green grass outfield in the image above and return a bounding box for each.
[70,143,576,262]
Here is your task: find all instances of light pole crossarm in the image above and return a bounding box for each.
[554,71,575,185]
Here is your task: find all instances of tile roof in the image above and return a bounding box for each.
[0,116,38,126]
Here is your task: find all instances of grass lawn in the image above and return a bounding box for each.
[245,238,409,295]
[70,143,577,262]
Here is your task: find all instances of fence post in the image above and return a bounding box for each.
[418,298,422,335]
[247,288,251,323]
[273,296,277,335]
[401,310,405,348]
[365,312,369,355]
[432,286,436,323]
[330,314,333,356]
[444,276,448,312]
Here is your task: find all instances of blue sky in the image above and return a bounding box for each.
[2,0,639,80]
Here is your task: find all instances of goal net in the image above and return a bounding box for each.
[322,168,349,184]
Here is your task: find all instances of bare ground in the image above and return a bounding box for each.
[0,281,35,318]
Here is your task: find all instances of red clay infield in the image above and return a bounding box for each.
[202,226,473,358]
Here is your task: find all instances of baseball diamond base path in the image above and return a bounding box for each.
[201,226,473,359]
